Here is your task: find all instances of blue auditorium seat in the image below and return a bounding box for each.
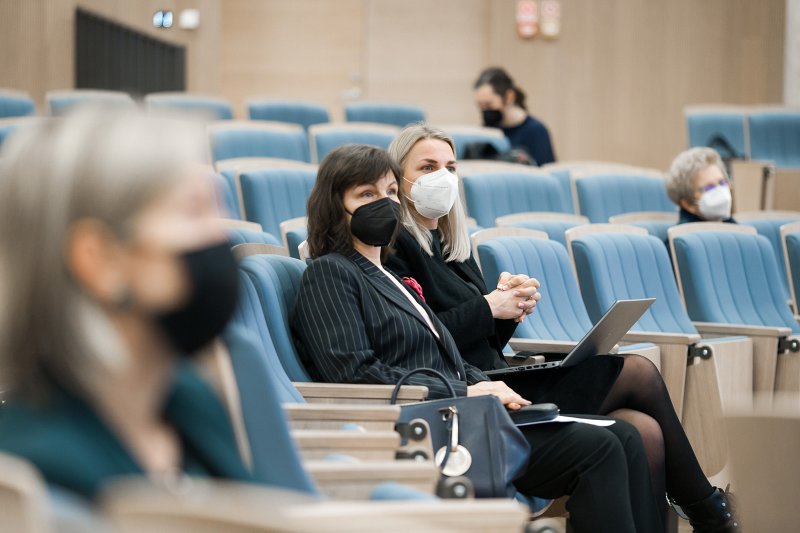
[573,173,676,223]
[248,99,330,131]
[225,227,281,247]
[748,110,800,168]
[685,107,748,158]
[783,223,800,315]
[0,90,35,118]
[46,90,135,116]
[447,126,512,160]
[671,226,799,335]
[145,92,233,120]
[496,214,589,247]
[212,172,241,219]
[461,172,569,228]
[738,212,800,297]
[567,226,754,475]
[608,212,679,244]
[209,122,310,163]
[238,168,316,238]
[309,123,399,163]
[344,102,425,128]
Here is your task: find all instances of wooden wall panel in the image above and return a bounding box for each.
[362,0,489,124]
[487,0,785,168]
[219,0,363,120]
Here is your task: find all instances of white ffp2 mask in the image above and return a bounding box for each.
[404,168,459,219]
[697,183,732,221]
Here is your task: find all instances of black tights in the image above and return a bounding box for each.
[599,354,713,505]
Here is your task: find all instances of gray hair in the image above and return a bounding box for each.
[387,123,471,263]
[665,147,729,205]
[0,110,204,399]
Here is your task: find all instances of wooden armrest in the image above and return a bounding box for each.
[623,331,702,345]
[305,460,438,499]
[283,403,401,432]
[508,338,576,353]
[293,382,428,403]
[693,322,792,338]
[292,430,401,462]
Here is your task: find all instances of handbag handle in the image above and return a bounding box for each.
[390,368,457,404]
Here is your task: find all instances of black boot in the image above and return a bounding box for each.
[671,487,741,533]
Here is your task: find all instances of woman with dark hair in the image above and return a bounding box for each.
[474,66,556,166]
[383,124,741,533]
[291,143,664,533]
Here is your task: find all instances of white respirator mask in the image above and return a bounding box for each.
[697,183,732,221]
[404,168,459,219]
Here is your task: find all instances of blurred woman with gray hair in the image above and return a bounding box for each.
[0,110,250,499]
[665,147,736,224]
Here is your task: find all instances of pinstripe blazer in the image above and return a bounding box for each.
[290,251,489,399]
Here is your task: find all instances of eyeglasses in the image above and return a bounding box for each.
[698,180,729,194]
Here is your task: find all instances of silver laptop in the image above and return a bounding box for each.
[486,298,655,379]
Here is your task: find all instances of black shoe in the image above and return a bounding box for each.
[670,486,741,533]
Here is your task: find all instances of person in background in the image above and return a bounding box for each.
[473,66,556,166]
[666,147,736,224]
[0,110,250,500]
[385,124,741,533]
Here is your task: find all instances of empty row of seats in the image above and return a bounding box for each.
[685,105,800,168]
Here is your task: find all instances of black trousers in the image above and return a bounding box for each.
[514,417,663,533]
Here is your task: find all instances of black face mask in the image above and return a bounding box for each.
[157,241,239,355]
[482,109,503,128]
[347,197,400,247]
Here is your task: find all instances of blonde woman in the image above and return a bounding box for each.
[385,124,740,533]
[0,111,249,499]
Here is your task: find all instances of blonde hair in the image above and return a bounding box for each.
[665,147,729,206]
[387,123,471,263]
[0,110,204,399]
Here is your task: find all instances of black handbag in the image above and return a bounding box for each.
[390,368,531,498]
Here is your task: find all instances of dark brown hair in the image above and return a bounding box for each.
[474,67,527,111]
[307,144,402,259]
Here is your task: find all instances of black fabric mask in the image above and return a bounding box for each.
[482,109,503,128]
[157,241,239,355]
[347,198,400,247]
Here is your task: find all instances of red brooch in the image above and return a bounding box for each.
[402,277,425,302]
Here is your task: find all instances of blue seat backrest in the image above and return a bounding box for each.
[686,111,747,158]
[225,227,281,247]
[627,220,674,244]
[450,132,511,160]
[221,325,319,495]
[313,128,397,162]
[477,236,593,341]
[740,217,800,296]
[546,169,575,213]
[239,168,316,238]
[239,255,312,381]
[48,94,135,116]
[673,231,800,334]
[344,103,425,128]
[748,111,800,168]
[462,172,568,228]
[787,233,800,308]
[506,220,582,247]
[286,227,309,259]
[212,172,241,219]
[149,98,233,120]
[571,232,697,334]
[248,100,330,131]
[210,127,310,163]
[0,92,35,118]
[575,174,676,223]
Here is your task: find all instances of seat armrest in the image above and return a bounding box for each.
[293,382,428,403]
[508,338,576,353]
[623,331,702,345]
[305,460,438,499]
[693,322,792,338]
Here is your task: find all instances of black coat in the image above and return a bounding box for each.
[291,251,488,399]
[385,227,517,371]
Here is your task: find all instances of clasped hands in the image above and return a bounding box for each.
[484,271,542,323]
